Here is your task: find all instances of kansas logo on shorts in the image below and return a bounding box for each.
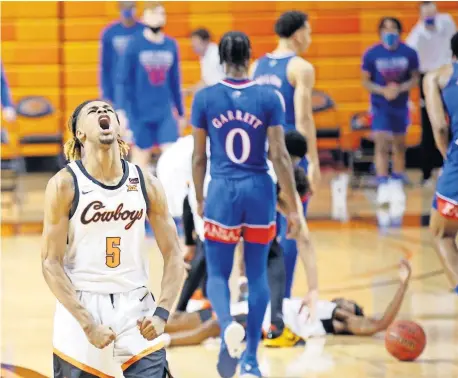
[16,96,53,118]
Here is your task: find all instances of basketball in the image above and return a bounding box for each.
[385,320,426,361]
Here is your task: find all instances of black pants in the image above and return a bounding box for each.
[176,235,286,328]
[176,238,207,312]
[267,238,286,330]
[182,196,196,247]
[420,73,444,180]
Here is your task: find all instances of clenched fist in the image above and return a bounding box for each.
[84,323,116,349]
[137,315,165,341]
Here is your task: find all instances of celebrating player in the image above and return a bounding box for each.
[191,31,301,378]
[251,10,319,303]
[41,100,185,377]
[117,2,186,171]
[424,32,458,293]
[163,259,412,346]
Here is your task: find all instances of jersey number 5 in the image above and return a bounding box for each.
[106,237,121,268]
[226,128,251,164]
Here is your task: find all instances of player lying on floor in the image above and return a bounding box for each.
[163,259,412,347]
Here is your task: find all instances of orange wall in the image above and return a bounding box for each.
[2,1,458,145]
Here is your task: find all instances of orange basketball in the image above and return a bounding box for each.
[385,320,426,361]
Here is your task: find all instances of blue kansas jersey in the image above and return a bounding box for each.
[191,78,285,179]
[253,53,296,131]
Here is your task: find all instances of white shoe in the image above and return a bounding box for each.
[224,321,245,358]
[376,209,391,228]
[376,182,390,207]
[388,179,406,222]
[331,173,349,221]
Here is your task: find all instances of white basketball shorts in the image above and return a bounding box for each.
[53,287,169,378]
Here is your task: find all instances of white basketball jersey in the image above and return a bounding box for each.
[65,160,149,294]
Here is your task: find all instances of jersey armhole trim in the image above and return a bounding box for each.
[66,165,79,219]
[135,164,150,215]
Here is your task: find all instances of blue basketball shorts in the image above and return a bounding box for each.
[432,161,458,220]
[204,174,277,245]
[371,106,410,135]
[131,112,178,150]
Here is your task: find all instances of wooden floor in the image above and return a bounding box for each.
[2,228,458,378]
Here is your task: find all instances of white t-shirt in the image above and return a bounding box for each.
[230,298,336,339]
[200,43,225,86]
[406,13,457,72]
[156,136,195,217]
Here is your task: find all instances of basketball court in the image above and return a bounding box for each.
[2,173,458,378]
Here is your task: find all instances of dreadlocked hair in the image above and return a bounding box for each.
[219,31,251,72]
[64,99,130,161]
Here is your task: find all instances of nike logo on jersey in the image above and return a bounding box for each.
[82,190,93,195]
[81,200,143,230]
[140,292,149,302]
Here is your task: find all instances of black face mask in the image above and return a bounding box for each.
[149,26,163,34]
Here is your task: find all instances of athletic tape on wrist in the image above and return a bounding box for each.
[154,306,170,322]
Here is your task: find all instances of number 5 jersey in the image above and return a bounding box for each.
[65,160,149,293]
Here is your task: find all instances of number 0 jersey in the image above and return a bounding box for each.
[65,160,149,294]
[191,79,285,179]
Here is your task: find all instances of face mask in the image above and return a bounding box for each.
[424,16,435,27]
[143,9,166,33]
[149,26,163,34]
[382,32,399,48]
[121,8,135,20]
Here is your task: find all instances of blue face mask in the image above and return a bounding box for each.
[121,8,135,20]
[424,16,435,27]
[382,32,399,48]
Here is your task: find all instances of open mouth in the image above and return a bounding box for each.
[98,115,111,130]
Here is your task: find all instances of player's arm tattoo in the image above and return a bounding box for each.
[192,128,208,203]
[361,70,386,95]
[267,126,298,214]
[145,174,186,312]
[424,67,451,159]
[41,169,94,331]
[292,60,319,167]
[343,314,381,336]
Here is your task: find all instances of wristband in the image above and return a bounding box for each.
[154,306,170,322]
